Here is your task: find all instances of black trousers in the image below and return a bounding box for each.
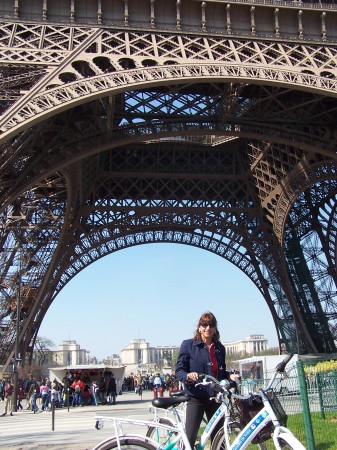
[185,396,223,447]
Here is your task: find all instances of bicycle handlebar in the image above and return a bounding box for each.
[275,353,293,373]
[196,373,226,390]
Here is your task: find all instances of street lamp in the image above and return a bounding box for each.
[12,246,22,413]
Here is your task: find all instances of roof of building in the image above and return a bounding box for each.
[48,364,125,370]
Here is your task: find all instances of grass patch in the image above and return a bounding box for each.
[304,412,337,450]
[261,413,337,449]
[255,413,337,449]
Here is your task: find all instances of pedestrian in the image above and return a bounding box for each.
[23,375,33,401]
[31,388,39,413]
[153,373,161,390]
[97,378,106,404]
[148,374,154,391]
[91,380,98,406]
[40,382,50,411]
[82,383,91,406]
[17,386,24,410]
[1,380,14,416]
[27,377,40,410]
[107,374,117,405]
[0,379,4,401]
[52,380,62,408]
[71,379,84,407]
[175,311,233,448]
[62,376,71,406]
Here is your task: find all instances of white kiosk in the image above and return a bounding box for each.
[49,364,126,394]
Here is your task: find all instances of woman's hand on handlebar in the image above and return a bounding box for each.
[187,372,199,382]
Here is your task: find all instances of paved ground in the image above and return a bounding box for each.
[0,389,159,449]
[2,443,91,449]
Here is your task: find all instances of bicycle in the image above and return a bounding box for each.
[147,390,188,444]
[146,390,216,446]
[147,391,268,449]
[92,354,306,450]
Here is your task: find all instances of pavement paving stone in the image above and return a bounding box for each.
[0,390,159,449]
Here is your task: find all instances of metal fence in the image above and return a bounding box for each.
[302,362,337,450]
[239,360,337,450]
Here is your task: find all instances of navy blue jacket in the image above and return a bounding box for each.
[175,338,228,398]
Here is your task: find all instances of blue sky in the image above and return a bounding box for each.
[38,244,278,361]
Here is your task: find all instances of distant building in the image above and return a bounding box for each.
[54,340,89,365]
[40,335,269,373]
[223,335,268,356]
[35,340,89,366]
[120,338,179,374]
[103,354,122,366]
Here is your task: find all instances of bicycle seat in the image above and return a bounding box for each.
[152,396,190,409]
[169,390,185,397]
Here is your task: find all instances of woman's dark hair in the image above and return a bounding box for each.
[193,311,220,342]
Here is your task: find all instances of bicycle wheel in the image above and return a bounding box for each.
[211,424,267,450]
[146,417,178,444]
[276,432,306,449]
[92,435,158,450]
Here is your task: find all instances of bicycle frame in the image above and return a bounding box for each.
[222,395,298,450]
[197,402,227,450]
[94,416,191,450]
[96,396,228,450]
[95,395,297,450]
[224,402,271,450]
[149,400,186,423]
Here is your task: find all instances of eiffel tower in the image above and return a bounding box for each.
[1,0,337,374]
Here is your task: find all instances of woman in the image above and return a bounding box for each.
[40,381,50,411]
[175,311,231,448]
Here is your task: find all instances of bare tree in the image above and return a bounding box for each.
[33,336,55,366]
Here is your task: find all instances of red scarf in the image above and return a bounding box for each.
[209,343,218,377]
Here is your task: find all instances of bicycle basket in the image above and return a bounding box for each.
[265,389,288,426]
[233,395,273,444]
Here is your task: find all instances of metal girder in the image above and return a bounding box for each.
[2,4,337,371]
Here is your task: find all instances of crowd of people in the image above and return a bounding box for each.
[0,369,234,419]
[0,371,181,415]
[0,370,118,414]
[122,373,179,393]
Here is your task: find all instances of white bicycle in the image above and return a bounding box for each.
[146,391,187,443]
[92,354,306,450]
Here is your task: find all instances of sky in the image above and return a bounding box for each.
[38,243,279,361]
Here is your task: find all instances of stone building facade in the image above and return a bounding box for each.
[224,335,268,356]
[119,335,269,374]
[120,338,179,374]
[40,340,88,366]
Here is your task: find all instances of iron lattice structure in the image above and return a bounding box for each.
[1,0,337,372]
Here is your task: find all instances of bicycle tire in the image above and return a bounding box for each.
[92,435,158,450]
[146,417,178,444]
[211,423,267,450]
[276,432,306,449]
